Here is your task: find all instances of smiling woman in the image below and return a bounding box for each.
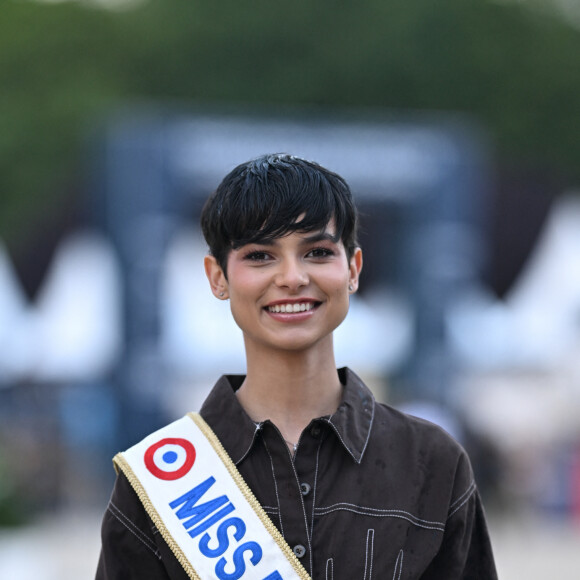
[96,154,497,580]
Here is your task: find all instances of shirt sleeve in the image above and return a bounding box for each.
[95,471,176,580]
[420,452,498,580]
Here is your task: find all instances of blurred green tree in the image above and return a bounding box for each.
[1,0,580,247]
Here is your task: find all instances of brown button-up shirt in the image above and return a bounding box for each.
[96,368,497,579]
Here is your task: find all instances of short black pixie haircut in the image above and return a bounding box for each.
[201,153,359,275]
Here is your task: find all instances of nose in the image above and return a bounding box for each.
[274,257,309,290]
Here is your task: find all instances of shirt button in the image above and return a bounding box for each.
[293,544,306,558]
[300,482,311,496]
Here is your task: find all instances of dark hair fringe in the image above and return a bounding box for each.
[201,154,358,274]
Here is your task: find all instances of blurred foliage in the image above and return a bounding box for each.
[2,0,580,246]
[0,450,28,526]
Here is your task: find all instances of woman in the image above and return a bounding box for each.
[96,153,497,579]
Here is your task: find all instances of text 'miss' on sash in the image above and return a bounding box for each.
[114,412,311,580]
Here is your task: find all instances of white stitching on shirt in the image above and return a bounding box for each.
[447,480,477,520]
[392,549,403,580]
[310,434,324,537]
[449,479,476,511]
[235,422,263,465]
[323,421,358,462]
[108,501,161,559]
[323,403,375,464]
[289,444,314,571]
[264,432,313,571]
[262,506,280,518]
[358,401,375,460]
[326,375,376,463]
[109,501,158,551]
[326,558,334,580]
[316,502,445,526]
[262,438,285,538]
[314,503,445,532]
[363,528,374,580]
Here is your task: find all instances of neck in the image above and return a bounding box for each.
[236,342,343,446]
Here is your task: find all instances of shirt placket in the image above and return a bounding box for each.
[261,420,323,576]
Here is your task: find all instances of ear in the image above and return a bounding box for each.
[348,247,363,294]
[204,255,229,300]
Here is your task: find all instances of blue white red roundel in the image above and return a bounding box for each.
[144,438,196,480]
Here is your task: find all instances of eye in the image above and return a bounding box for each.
[306,247,335,259]
[243,251,272,262]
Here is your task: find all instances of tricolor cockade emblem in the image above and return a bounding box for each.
[144,437,196,480]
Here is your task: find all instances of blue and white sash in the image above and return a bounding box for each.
[114,412,311,580]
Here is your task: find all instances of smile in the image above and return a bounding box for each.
[267,302,316,313]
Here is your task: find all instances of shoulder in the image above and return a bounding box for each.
[339,367,470,476]
[98,468,192,579]
[98,470,163,564]
[374,401,467,460]
[369,402,476,505]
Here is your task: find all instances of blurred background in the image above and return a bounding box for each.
[1,0,580,577]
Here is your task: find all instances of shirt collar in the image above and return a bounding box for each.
[199,367,376,465]
[326,367,375,464]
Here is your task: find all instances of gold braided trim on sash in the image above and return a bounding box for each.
[114,453,201,580]
[113,412,312,579]
[188,412,311,580]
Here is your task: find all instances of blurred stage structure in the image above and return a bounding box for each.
[85,107,491,447]
[0,107,579,518]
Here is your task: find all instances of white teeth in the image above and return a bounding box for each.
[269,302,314,313]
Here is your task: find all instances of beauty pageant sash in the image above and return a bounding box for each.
[114,412,311,580]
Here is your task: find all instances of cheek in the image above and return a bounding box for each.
[324,280,351,311]
[226,263,257,293]
[325,268,351,293]
[226,268,270,307]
